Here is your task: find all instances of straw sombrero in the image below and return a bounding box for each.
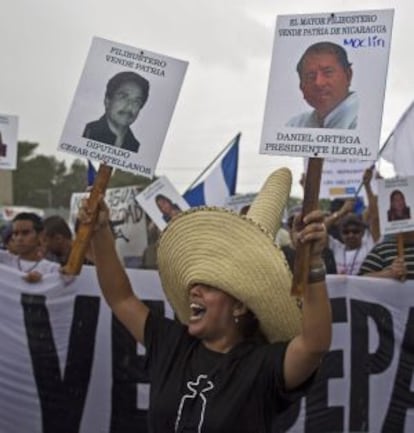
[157,167,302,342]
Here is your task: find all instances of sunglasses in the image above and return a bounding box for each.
[341,229,362,235]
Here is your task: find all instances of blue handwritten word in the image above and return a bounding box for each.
[343,35,385,48]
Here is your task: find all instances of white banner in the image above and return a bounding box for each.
[1,266,414,432]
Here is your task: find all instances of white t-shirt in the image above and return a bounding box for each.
[287,92,358,129]
[329,231,375,275]
[0,250,63,276]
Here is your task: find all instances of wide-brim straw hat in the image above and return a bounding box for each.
[157,167,302,342]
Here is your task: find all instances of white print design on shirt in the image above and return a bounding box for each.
[175,374,214,433]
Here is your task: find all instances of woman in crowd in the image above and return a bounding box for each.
[387,189,411,221]
[155,193,182,223]
[80,168,331,432]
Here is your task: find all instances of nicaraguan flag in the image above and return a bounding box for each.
[184,133,240,206]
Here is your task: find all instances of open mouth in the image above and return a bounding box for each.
[189,303,206,321]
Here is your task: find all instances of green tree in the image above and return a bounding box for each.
[13,142,66,208]
[52,159,89,208]
[109,168,152,189]
[12,142,152,210]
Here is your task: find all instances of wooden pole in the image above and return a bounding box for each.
[291,157,324,296]
[62,164,113,275]
[397,232,406,282]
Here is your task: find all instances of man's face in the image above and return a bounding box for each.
[104,81,146,130]
[12,220,41,258]
[156,198,174,215]
[340,224,364,250]
[299,52,352,118]
[43,233,63,256]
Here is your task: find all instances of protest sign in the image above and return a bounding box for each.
[135,175,189,230]
[377,176,414,235]
[69,185,148,268]
[317,157,374,198]
[0,113,18,169]
[260,9,393,161]
[225,193,257,214]
[59,37,188,179]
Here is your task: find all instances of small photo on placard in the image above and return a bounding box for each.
[136,176,190,230]
[378,176,414,235]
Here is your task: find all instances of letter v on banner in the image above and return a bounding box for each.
[183,133,240,207]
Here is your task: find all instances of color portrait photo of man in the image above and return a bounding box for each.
[287,41,358,130]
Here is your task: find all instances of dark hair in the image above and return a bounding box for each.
[239,311,268,344]
[297,41,352,77]
[390,189,407,206]
[340,213,366,232]
[330,197,346,213]
[43,215,72,239]
[12,212,44,233]
[239,205,250,216]
[105,71,150,106]
[388,189,410,221]
[155,194,174,206]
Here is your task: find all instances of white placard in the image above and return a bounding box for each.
[377,176,414,235]
[317,157,375,199]
[260,9,394,161]
[0,114,18,170]
[225,193,257,214]
[59,37,188,178]
[136,175,189,230]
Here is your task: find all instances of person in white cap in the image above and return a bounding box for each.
[80,167,331,432]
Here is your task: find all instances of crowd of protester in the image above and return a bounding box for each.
[1,166,414,281]
[279,167,414,280]
[0,212,79,283]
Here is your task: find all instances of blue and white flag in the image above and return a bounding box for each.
[381,101,414,177]
[183,134,239,207]
[87,160,97,186]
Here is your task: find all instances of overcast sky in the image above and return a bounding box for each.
[1,0,411,197]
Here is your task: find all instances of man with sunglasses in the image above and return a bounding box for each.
[328,214,375,275]
[0,212,60,283]
[324,168,380,275]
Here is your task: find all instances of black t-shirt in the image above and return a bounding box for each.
[144,312,312,433]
